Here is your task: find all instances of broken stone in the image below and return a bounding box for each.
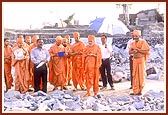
[133,100,144,110]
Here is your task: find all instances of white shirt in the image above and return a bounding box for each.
[99,44,113,59]
[13,48,25,60]
[31,47,50,64]
[126,39,134,53]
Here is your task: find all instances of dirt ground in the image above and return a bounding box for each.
[4,74,164,102]
[45,78,165,99]
[5,73,165,99]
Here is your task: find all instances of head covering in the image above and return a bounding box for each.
[73,32,80,38]
[132,30,141,36]
[88,35,95,41]
[56,36,62,43]
[64,35,70,40]
[32,35,39,43]
[17,37,24,43]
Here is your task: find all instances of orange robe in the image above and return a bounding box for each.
[71,41,86,89]
[29,43,36,87]
[130,39,150,95]
[64,44,72,85]
[12,43,18,49]
[84,44,102,95]
[12,46,30,93]
[4,45,13,91]
[49,44,67,89]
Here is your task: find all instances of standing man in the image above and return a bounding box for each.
[63,35,72,86]
[129,30,150,95]
[48,36,67,90]
[29,35,39,89]
[25,36,32,46]
[69,32,86,91]
[99,35,115,90]
[12,37,30,93]
[83,35,102,97]
[126,31,142,89]
[4,38,13,91]
[31,38,50,93]
[126,37,134,89]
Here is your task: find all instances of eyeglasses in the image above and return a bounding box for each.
[101,37,106,39]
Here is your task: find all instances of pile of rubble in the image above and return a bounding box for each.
[113,22,164,48]
[111,22,164,82]
[3,90,164,112]
[142,22,164,47]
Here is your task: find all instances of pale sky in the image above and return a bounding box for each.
[2,2,166,29]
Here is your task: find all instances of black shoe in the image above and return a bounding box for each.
[53,87,58,91]
[63,86,68,90]
[111,87,115,90]
[81,87,86,91]
[99,84,102,87]
[100,86,107,90]
[28,89,34,92]
[129,93,134,95]
[137,92,142,95]
[129,86,132,89]
[67,83,72,86]
[81,88,86,91]
[73,88,77,91]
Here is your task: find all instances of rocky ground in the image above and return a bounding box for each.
[3,75,165,112]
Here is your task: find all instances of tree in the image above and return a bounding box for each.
[63,13,75,26]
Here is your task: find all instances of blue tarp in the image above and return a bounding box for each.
[88,17,105,32]
[88,17,130,35]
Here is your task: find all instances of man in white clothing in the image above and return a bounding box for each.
[99,35,115,90]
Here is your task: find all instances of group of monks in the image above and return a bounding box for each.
[48,33,102,96]
[4,30,150,97]
[4,32,102,97]
[4,35,40,93]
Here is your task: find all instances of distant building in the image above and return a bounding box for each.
[129,14,137,25]
[118,9,164,26]
[136,9,163,25]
